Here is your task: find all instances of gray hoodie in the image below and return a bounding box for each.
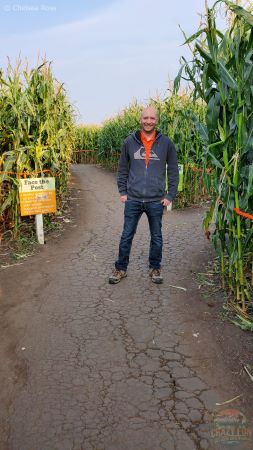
[117,130,179,202]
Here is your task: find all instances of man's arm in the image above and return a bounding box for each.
[117,141,129,197]
[166,140,179,202]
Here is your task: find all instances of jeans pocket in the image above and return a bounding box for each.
[153,201,163,207]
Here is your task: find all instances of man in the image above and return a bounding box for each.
[109,106,179,284]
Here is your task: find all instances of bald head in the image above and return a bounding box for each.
[141,106,158,120]
[140,106,158,135]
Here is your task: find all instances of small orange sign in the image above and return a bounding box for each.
[19,177,56,216]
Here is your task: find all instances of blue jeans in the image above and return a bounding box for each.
[115,200,164,271]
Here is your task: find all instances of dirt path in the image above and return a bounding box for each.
[0,165,252,450]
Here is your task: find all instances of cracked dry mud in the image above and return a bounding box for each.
[0,165,252,450]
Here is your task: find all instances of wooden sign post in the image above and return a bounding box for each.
[18,177,56,244]
[35,214,45,244]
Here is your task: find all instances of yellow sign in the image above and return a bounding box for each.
[19,177,56,216]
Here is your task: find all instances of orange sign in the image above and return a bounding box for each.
[19,177,56,216]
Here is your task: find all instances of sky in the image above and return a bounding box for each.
[0,0,218,124]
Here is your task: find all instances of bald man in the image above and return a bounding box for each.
[109,107,179,284]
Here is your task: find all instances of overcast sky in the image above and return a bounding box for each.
[0,0,217,124]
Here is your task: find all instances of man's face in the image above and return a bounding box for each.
[140,108,158,134]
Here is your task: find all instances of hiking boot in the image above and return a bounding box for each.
[149,268,163,284]
[109,268,127,284]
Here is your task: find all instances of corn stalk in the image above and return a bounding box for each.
[0,59,75,233]
[175,0,253,312]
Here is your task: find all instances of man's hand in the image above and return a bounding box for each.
[161,198,171,207]
[120,195,128,203]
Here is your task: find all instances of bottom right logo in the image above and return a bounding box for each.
[211,409,252,448]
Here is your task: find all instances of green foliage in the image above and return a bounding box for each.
[0,59,75,232]
[73,125,100,164]
[175,0,253,312]
[231,315,253,331]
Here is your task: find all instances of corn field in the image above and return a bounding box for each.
[0,60,75,234]
[73,0,252,314]
[1,2,251,317]
[74,125,100,164]
[175,0,253,313]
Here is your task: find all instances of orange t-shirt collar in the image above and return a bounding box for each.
[141,131,156,168]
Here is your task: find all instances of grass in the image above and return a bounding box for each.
[196,259,253,331]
